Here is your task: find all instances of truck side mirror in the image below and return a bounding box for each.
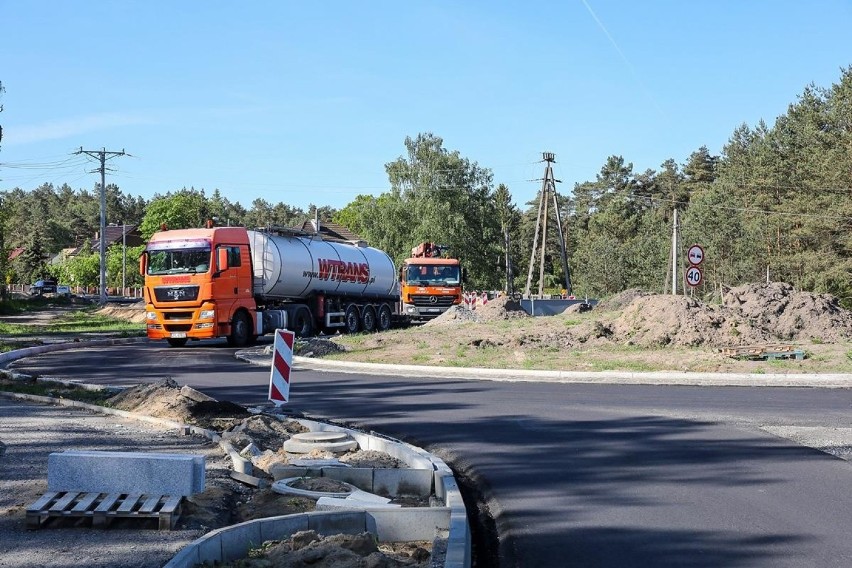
[462,267,467,283]
[217,248,230,273]
[139,254,147,276]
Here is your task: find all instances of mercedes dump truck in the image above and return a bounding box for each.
[399,242,463,321]
[140,225,400,347]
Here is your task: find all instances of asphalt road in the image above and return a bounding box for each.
[8,341,852,568]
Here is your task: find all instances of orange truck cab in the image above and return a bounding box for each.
[140,227,256,347]
[399,243,463,321]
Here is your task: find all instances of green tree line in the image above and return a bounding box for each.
[2,67,851,306]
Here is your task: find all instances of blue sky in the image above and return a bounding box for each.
[1,1,850,212]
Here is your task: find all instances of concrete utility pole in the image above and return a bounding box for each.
[76,147,126,304]
[523,152,572,298]
[670,208,679,295]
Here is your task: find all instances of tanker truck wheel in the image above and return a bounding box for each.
[293,306,314,337]
[227,311,251,347]
[344,304,361,334]
[360,305,377,333]
[377,304,392,332]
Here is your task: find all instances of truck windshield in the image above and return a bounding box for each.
[406,264,460,285]
[146,248,212,275]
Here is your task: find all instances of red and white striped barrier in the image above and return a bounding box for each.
[269,329,295,405]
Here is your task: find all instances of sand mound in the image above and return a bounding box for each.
[108,378,250,428]
[723,282,852,342]
[96,302,146,323]
[598,282,852,348]
[473,296,530,322]
[595,288,651,312]
[611,295,770,347]
[424,304,479,325]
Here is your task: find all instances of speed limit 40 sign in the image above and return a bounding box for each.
[685,265,703,287]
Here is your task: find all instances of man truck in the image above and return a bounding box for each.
[399,242,463,322]
[140,224,400,347]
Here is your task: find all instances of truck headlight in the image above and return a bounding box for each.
[146,311,157,321]
[199,309,215,320]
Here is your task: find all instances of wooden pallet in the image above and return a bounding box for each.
[719,345,805,361]
[26,491,182,530]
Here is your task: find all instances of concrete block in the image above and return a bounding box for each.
[367,508,450,542]
[437,475,465,509]
[268,464,308,481]
[196,530,224,565]
[258,514,309,543]
[48,451,204,496]
[161,543,199,568]
[219,519,263,562]
[373,468,433,498]
[347,490,393,505]
[445,511,472,568]
[315,496,399,511]
[322,467,373,491]
[307,510,366,536]
[180,385,216,402]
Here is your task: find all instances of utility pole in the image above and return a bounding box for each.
[76,147,126,304]
[122,221,126,296]
[523,152,572,298]
[670,208,679,295]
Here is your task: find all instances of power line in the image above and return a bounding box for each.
[642,195,852,221]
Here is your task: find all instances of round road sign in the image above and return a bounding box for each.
[687,244,705,266]
[685,266,703,287]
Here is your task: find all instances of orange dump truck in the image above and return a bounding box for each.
[140,225,401,347]
[399,242,463,322]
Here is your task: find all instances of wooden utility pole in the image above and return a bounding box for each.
[76,147,126,304]
[523,152,572,298]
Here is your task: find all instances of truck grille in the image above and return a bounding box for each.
[410,294,457,308]
[153,286,199,303]
[163,312,194,320]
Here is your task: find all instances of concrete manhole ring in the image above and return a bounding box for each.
[291,432,350,443]
[271,477,356,499]
[281,431,359,454]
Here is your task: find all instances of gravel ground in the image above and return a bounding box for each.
[4,392,852,568]
[0,397,221,568]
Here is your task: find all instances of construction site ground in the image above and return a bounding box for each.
[306,282,852,375]
[3,280,852,566]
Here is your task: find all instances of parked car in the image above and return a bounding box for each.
[56,285,71,297]
[30,279,58,295]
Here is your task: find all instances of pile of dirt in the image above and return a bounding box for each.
[426,296,529,327]
[340,449,404,468]
[566,282,852,348]
[595,288,651,312]
[224,414,309,451]
[607,295,770,347]
[723,282,852,343]
[108,378,250,429]
[293,338,347,357]
[424,304,480,325]
[95,303,146,323]
[217,530,431,568]
[472,296,530,322]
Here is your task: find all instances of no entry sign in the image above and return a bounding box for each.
[269,329,295,405]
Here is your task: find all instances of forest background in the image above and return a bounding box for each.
[0,68,851,307]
